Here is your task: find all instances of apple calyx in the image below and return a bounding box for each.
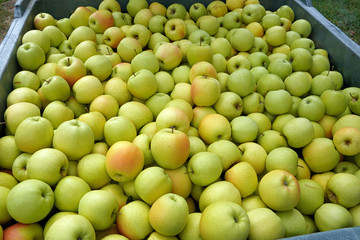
[350,92,359,102]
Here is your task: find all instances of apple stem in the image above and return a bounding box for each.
[67,57,70,66]
[0,122,6,125]
[170,126,176,133]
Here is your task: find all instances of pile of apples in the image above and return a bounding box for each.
[1,0,360,239]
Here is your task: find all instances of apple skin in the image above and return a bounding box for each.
[198,113,232,145]
[258,169,301,211]
[6,179,54,224]
[282,117,315,149]
[55,56,87,87]
[149,193,189,237]
[200,200,250,240]
[296,179,325,215]
[4,102,40,135]
[105,141,144,183]
[333,127,360,156]
[116,200,153,239]
[151,127,190,170]
[3,222,43,240]
[155,42,183,71]
[103,116,137,146]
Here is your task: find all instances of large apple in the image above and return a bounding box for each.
[6,179,54,224]
[16,42,45,71]
[258,169,300,211]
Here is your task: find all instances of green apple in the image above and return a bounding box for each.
[148,15,167,34]
[149,193,188,236]
[213,91,243,121]
[14,116,53,154]
[249,36,269,54]
[309,54,331,78]
[296,179,325,215]
[290,37,315,54]
[264,89,293,115]
[104,116,137,146]
[222,11,242,30]
[41,75,70,102]
[258,169,300,211]
[287,47,313,71]
[230,116,258,144]
[151,128,190,169]
[298,95,326,122]
[73,40,100,63]
[12,70,41,90]
[262,13,281,31]
[291,19,312,38]
[72,75,104,105]
[54,176,91,212]
[135,166,172,205]
[314,203,353,232]
[156,106,190,133]
[333,160,359,174]
[191,76,220,107]
[267,58,292,80]
[188,136,207,158]
[189,3,207,21]
[257,129,288,153]
[6,87,42,109]
[106,141,144,183]
[166,3,187,19]
[303,137,340,173]
[89,94,119,120]
[126,24,151,48]
[224,161,258,198]
[333,127,360,156]
[265,26,286,47]
[22,29,50,54]
[284,71,311,97]
[320,89,348,116]
[85,54,113,81]
[45,214,96,240]
[310,74,335,96]
[200,200,250,240]
[116,200,153,239]
[282,117,314,148]
[77,153,111,189]
[321,70,344,90]
[165,165,192,199]
[131,50,159,74]
[145,93,172,118]
[256,73,285,97]
[241,92,264,115]
[16,42,45,71]
[342,87,360,115]
[266,147,298,175]
[226,54,251,73]
[285,30,301,46]
[68,26,97,49]
[133,8,153,28]
[276,208,307,237]
[226,28,255,52]
[0,136,22,169]
[78,190,118,231]
[88,9,114,34]
[56,17,74,37]
[11,153,31,182]
[7,179,54,224]
[326,172,360,208]
[69,6,93,28]
[227,68,256,97]
[187,151,223,186]
[104,77,132,106]
[332,114,360,136]
[118,101,153,131]
[116,37,142,62]
[197,15,219,36]
[53,119,94,160]
[178,212,202,240]
[241,3,264,24]
[0,185,11,224]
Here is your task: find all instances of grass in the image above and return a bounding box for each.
[0,0,359,45]
[311,0,360,45]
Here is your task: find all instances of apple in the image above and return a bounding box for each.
[226,54,251,73]
[314,203,353,232]
[151,127,190,169]
[14,116,53,154]
[133,7,153,28]
[226,28,255,52]
[22,29,51,54]
[297,95,326,122]
[189,3,207,21]
[326,172,360,209]
[99,0,121,12]
[178,212,202,240]
[264,89,293,115]
[148,15,167,34]
[285,30,301,46]
[104,77,132,106]
[77,153,111,189]
[200,201,250,240]
[309,55,331,78]
[0,136,22,169]
[284,71,311,97]
[258,169,300,211]
[116,200,153,239]
[155,106,190,133]
[227,68,256,97]
[131,51,159,74]
[11,152,31,182]
[276,208,307,237]
[231,116,258,144]
[282,117,314,149]
[198,113,232,144]
[12,70,41,90]
[88,9,114,34]
[16,42,45,71]
[155,42,183,70]
[191,76,221,107]
[53,176,91,212]
[333,127,360,156]
[333,160,359,174]
[267,58,293,80]
[287,47,313,72]
[56,17,74,37]
[3,222,43,240]
[55,56,87,87]
[187,151,223,187]
[118,101,153,131]
[103,116,137,146]
[256,73,285,97]
[58,40,74,56]
[291,18,312,38]
[116,37,142,63]
[45,214,96,240]
[69,6,93,28]
[166,3,187,19]
[296,179,325,215]
[6,87,42,109]
[290,37,315,54]
[164,18,187,41]
[68,26,97,49]
[149,1,166,16]
[303,137,341,173]
[126,24,151,48]
[126,0,148,17]
[6,179,54,224]
[214,91,243,121]
[241,3,264,24]
[266,147,298,176]
[332,114,360,136]
[145,92,172,118]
